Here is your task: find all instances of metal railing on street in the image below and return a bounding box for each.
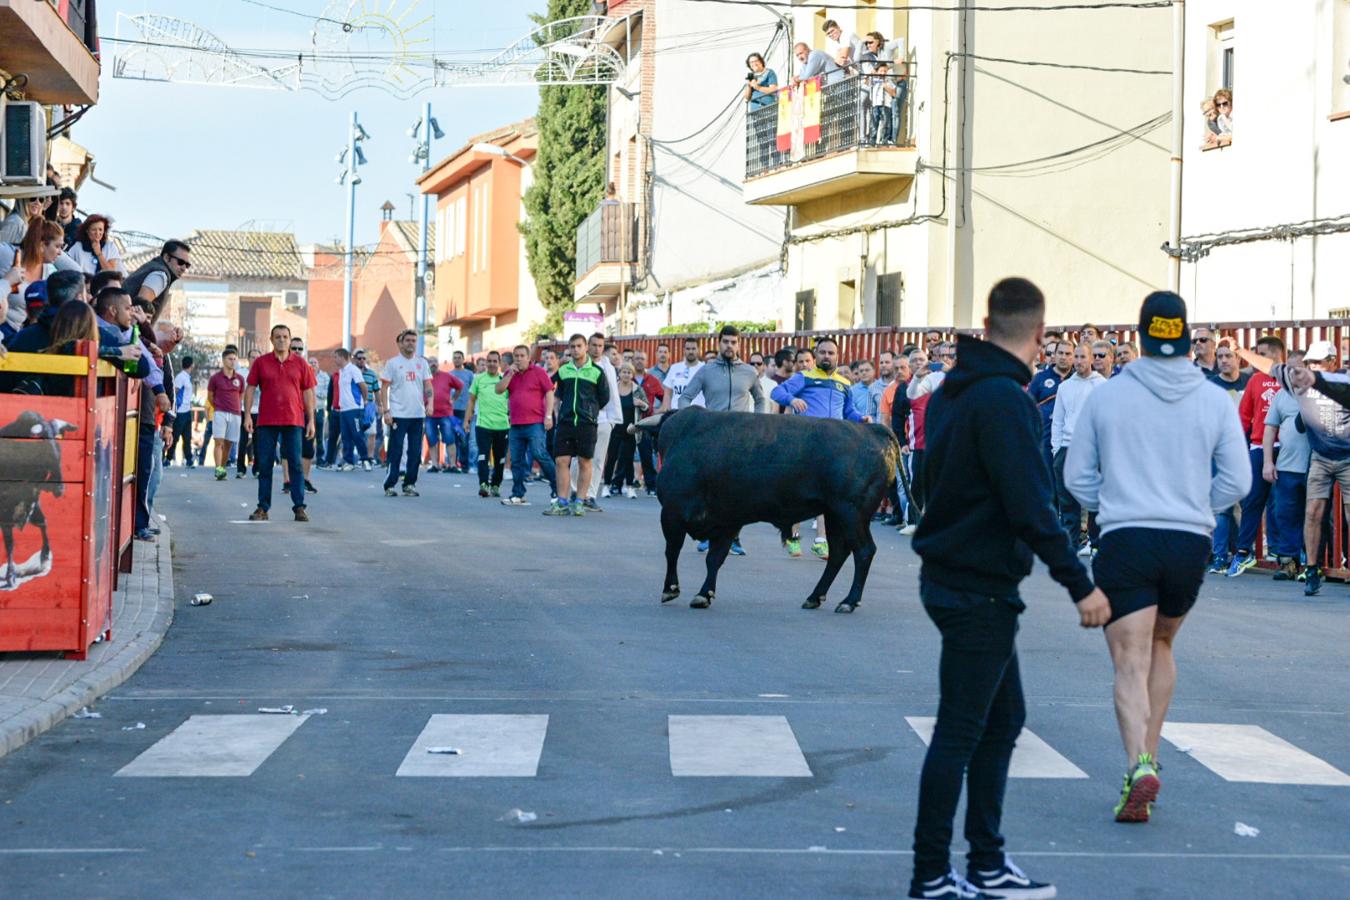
[745,68,917,181]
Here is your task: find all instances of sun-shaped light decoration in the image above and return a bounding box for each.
[306,0,434,99]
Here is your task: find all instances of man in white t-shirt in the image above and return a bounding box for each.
[380,329,433,496]
[167,355,195,467]
[334,347,370,470]
[663,337,705,409]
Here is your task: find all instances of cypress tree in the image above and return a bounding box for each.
[521,0,608,338]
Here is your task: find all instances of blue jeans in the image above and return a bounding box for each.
[1212,507,1237,563]
[313,407,327,465]
[147,431,165,518]
[509,423,556,498]
[1234,447,1275,556]
[1269,471,1307,559]
[256,424,305,512]
[384,417,424,490]
[869,105,891,145]
[339,408,367,465]
[890,78,910,143]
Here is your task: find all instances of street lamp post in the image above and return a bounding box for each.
[337,111,369,351]
[410,104,443,358]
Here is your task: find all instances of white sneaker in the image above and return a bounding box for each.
[624,486,637,499]
[361,460,372,472]
[1077,543,1092,557]
[899,524,917,536]
[338,464,355,472]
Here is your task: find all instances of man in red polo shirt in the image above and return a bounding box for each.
[243,323,318,521]
[498,344,556,506]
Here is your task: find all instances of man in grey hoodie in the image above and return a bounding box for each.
[1065,291,1249,825]
[678,325,765,414]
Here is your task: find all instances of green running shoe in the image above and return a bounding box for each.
[542,500,570,517]
[784,537,802,558]
[1114,753,1161,823]
[812,539,830,560]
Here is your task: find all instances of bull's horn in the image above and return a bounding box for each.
[52,419,75,433]
[634,413,664,430]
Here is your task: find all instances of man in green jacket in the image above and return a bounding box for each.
[545,334,611,517]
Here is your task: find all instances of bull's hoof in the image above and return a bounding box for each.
[690,592,713,609]
[801,597,823,610]
[834,601,858,614]
[660,586,680,604]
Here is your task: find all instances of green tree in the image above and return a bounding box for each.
[521,0,608,339]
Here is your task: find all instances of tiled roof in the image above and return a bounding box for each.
[125,229,305,281]
[391,220,435,258]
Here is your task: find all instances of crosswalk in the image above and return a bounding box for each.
[110,713,1350,786]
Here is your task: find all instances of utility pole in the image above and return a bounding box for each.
[1168,0,1186,292]
[337,112,368,350]
[410,104,442,358]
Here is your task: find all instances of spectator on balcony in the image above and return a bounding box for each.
[66,215,127,277]
[1199,98,1224,150]
[744,52,779,109]
[866,62,899,144]
[823,19,862,67]
[862,32,909,143]
[55,188,81,248]
[1214,89,1233,137]
[793,42,841,86]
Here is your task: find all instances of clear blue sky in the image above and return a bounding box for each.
[78,0,544,251]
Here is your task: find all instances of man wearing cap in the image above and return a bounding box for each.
[1066,291,1249,824]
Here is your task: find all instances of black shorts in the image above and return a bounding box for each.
[553,420,598,459]
[1093,527,1210,626]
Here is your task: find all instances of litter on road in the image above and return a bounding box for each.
[500,808,537,823]
[1234,822,1261,837]
[122,722,146,731]
[72,707,101,719]
[426,746,461,755]
[191,593,213,606]
[258,705,296,715]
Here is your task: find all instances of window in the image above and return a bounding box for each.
[1208,20,1235,94]
[875,272,903,327]
[455,197,466,257]
[795,289,815,331]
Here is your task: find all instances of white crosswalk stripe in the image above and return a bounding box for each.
[116,715,309,777]
[1162,723,1350,786]
[396,714,550,777]
[668,715,813,777]
[904,716,1089,779]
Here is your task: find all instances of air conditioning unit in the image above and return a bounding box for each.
[1,102,48,185]
[283,289,306,309]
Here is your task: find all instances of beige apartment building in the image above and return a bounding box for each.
[743,1,1173,330]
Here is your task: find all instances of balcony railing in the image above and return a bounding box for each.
[575,200,636,280]
[746,70,916,181]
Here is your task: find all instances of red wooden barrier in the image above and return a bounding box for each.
[0,342,140,659]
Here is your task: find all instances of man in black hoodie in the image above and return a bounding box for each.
[908,278,1110,900]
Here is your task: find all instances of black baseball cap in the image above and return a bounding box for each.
[1138,291,1191,358]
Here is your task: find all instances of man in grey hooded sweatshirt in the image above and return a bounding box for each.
[1066,291,1249,825]
[678,324,764,413]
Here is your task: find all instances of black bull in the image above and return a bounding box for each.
[634,407,900,613]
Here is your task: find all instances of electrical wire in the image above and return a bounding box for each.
[236,0,365,30]
[941,112,1170,174]
[682,0,1173,12]
[950,52,1170,76]
[1176,214,1350,261]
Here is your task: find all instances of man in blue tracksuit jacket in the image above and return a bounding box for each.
[771,337,870,558]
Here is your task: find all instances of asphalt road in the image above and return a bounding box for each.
[0,462,1346,898]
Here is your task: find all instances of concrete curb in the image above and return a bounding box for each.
[0,523,176,759]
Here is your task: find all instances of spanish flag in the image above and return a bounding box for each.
[776,89,792,152]
[802,77,822,145]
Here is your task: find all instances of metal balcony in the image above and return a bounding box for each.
[744,70,918,206]
[0,0,101,105]
[574,201,636,301]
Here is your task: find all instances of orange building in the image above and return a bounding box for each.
[417,118,543,355]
